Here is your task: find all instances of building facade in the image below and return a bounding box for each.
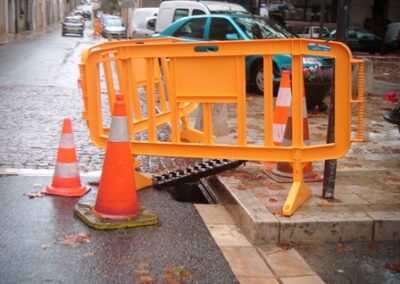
[0,0,80,38]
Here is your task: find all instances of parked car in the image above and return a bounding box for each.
[74,4,92,19]
[155,14,333,94]
[330,27,383,53]
[155,0,249,33]
[298,25,330,39]
[385,22,400,51]
[101,15,126,39]
[61,16,84,37]
[130,8,158,38]
[132,16,157,38]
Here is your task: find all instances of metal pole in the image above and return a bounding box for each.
[319,0,325,39]
[322,85,336,199]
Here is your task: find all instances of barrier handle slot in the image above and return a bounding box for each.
[194,46,219,52]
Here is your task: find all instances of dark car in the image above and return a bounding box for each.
[330,27,383,54]
[62,16,84,37]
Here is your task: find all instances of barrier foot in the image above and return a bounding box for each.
[135,171,153,190]
[180,128,215,143]
[281,181,312,216]
[74,203,159,230]
[133,158,141,169]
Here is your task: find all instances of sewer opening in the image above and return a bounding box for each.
[167,178,217,204]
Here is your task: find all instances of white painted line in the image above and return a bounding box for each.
[0,168,101,178]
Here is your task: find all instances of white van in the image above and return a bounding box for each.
[155,0,249,33]
[130,8,159,38]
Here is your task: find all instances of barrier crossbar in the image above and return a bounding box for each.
[80,38,363,215]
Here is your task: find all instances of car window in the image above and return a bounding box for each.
[105,19,122,27]
[65,18,81,24]
[173,9,189,22]
[173,18,206,39]
[209,18,239,40]
[193,9,206,16]
[235,17,286,39]
[147,18,156,30]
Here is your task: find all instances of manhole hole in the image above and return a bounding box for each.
[168,178,216,204]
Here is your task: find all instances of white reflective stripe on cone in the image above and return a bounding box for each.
[273,124,286,144]
[275,88,291,106]
[54,162,80,178]
[109,117,129,142]
[59,134,75,149]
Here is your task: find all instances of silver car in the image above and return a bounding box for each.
[102,16,126,39]
[62,16,84,37]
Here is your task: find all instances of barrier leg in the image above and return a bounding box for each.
[134,171,153,190]
[282,160,312,216]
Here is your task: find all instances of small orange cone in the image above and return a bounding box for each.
[74,93,158,229]
[273,70,292,146]
[265,94,322,182]
[43,118,90,197]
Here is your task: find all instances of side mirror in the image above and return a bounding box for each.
[226,33,239,40]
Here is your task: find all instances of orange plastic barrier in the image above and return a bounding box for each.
[80,38,364,216]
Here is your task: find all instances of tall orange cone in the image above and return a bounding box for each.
[273,70,292,146]
[93,94,139,218]
[43,118,90,197]
[265,93,322,182]
[74,93,158,229]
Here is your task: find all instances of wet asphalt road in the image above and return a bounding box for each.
[0,176,238,284]
[0,23,238,283]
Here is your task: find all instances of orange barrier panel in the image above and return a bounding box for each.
[80,38,364,216]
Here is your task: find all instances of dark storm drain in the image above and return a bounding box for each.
[168,179,217,204]
[152,159,246,204]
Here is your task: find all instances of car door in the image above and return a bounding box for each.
[171,17,207,41]
[206,17,245,41]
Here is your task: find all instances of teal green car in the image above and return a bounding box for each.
[155,14,333,94]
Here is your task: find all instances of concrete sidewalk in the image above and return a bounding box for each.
[203,79,400,245]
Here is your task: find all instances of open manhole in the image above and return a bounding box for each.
[167,178,217,204]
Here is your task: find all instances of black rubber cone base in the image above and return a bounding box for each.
[74,203,159,230]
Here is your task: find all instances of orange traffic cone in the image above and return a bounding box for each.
[93,94,139,219]
[74,94,158,229]
[273,70,292,146]
[43,118,90,196]
[266,94,322,182]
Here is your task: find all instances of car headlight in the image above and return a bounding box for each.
[303,57,322,67]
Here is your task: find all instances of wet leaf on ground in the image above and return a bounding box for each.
[161,265,199,284]
[88,180,100,186]
[367,242,380,250]
[41,243,51,250]
[384,262,400,273]
[24,191,45,199]
[56,232,91,247]
[335,242,353,253]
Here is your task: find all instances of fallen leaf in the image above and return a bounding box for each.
[88,180,100,186]
[56,233,91,247]
[317,200,333,207]
[161,265,199,283]
[24,192,44,199]
[367,242,379,250]
[385,262,400,273]
[41,244,51,250]
[83,251,95,257]
[335,243,353,253]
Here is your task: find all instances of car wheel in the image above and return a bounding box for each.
[252,62,280,95]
